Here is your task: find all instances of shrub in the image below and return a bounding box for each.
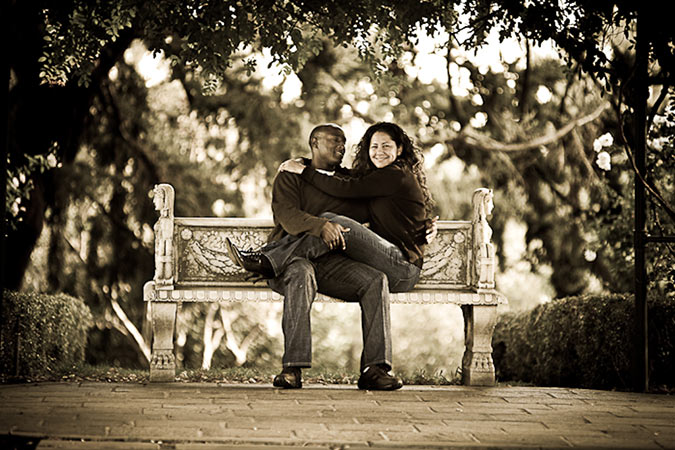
[493,293,675,390]
[1,291,94,378]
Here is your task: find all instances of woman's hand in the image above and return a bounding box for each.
[278,158,306,174]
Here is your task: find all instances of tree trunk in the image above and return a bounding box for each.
[1,0,9,300]
[6,1,134,288]
[632,7,649,393]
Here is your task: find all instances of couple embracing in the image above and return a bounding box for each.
[227,122,436,390]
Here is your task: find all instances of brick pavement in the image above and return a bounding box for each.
[0,382,673,449]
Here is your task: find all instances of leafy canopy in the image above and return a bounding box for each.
[40,0,459,90]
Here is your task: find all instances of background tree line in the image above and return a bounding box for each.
[6,1,673,372]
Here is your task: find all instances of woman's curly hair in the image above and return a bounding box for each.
[352,122,434,216]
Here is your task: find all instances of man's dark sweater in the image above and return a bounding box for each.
[268,161,370,243]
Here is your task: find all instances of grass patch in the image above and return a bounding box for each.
[1,363,461,385]
[400,368,460,386]
[1,363,148,384]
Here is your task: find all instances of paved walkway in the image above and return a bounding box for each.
[0,382,673,449]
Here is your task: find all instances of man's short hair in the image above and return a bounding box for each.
[309,123,344,149]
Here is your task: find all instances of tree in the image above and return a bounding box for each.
[468,0,674,391]
[8,0,460,289]
[9,0,673,375]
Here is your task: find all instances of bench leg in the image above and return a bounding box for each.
[461,304,497,386]
[150,302,177,382]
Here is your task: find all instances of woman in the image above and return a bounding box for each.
[228,122,435,292]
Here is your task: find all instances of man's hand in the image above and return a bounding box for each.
[320,221,350,250]
[278,158,306,174]
[426,216,439,244]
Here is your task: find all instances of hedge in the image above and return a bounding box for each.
[493,293,675,390]
[1,291,94,378]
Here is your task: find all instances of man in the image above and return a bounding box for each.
[229,124,403,390]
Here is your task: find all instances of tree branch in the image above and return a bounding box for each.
[518,39,532,119]
[615,70,675,222]
[100,81,160,184]
[83,191,152,257]
[202,303,225,370]
[494,150,527,187]
[647,85,671,133]
[446,43,469,128]
[558,64,580,117]
[619,123,675,222]
[570,128,602,186]
[456,102,610,152]
[110,294,152,363]
[61,235,151,364]
[219,307,261,366]
[319,70,377,123]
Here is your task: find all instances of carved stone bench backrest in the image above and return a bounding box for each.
[152,184,496,292]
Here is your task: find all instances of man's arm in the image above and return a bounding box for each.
[272,171,352,248]
[271,171,328,238]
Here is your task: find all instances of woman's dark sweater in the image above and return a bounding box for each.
[300,163,428,266]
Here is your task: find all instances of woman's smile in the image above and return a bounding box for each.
[369,131,401,168]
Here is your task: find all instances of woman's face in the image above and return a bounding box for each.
[368,131,401,168]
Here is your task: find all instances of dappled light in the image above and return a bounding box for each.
[6,1,673,385]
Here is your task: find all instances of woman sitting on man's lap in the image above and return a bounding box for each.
[227,122,436,293]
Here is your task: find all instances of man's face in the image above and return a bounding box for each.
[311,130,346,170]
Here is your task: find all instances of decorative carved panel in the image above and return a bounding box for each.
[174,222,470,288]
[175,225,273,283]
[419,226,470,287]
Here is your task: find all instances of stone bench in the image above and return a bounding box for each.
[144,183,507,385]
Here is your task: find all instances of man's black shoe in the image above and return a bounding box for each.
[273,367,302,389]
[357,364,403,391]
[225,238,275,279]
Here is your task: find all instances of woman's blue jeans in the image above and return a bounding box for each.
[263,212,420,293]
